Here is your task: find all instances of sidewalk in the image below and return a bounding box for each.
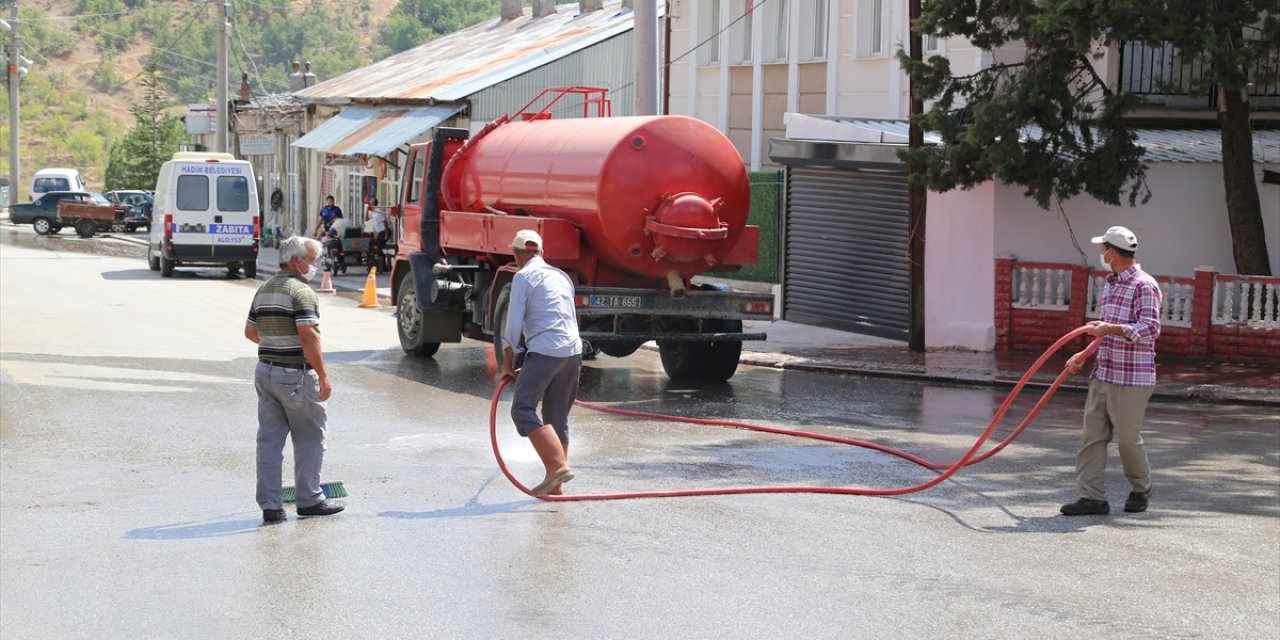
[255,246,1277,407]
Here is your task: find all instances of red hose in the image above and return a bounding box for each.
[489,326,1101,501]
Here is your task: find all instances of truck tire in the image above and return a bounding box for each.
[76,220,96,238]
[658,340,703,382]
[658,318,742,382]
[148,252,160,271]
[160,254,175,278]
[701,318,743,382]
[598,340,644,358]
[396,277,441,357]
[32,217,53,235]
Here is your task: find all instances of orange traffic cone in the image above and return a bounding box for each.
[316,270,336,294]
[359,267,380,308]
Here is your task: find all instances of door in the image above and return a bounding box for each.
[783,165,911,340]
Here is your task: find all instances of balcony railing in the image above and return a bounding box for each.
[1117,41,1280,111]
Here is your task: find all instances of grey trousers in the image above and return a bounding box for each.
[255,361,327,510]
[510,352,582,444]
[1075,378,1154,501]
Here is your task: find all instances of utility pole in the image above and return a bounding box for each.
[215,2,229,153]
[907,0,926,351]
[633,0,657,115]
[7,3,20,204]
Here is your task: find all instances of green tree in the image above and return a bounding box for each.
[103,66,187,191]
[379,0,499,53]
[901,0,1279,275]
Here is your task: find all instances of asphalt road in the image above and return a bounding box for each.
[1,227,1278,639]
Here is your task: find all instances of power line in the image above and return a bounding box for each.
[667,0,773,67]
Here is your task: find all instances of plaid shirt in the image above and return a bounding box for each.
[1093,265,1162,387]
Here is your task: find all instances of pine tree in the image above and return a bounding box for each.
[901,0,1279,275]
[104,65,188,191]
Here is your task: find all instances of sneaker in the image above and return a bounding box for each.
[263,509,287,523]
[1124,490,1150,513]
[1060,498,1110,516]
[297,499,345,517]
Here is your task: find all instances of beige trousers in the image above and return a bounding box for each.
[1075,379,1154,501]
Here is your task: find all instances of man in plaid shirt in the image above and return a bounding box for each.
[1061,226,1162,516]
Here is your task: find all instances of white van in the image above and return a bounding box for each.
[147,152,260,278]
[30,168,86,201]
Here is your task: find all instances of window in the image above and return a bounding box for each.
[798,0,829,61]
[407,151,425,205]
[176,175,209,211]
[704,0,721,64]
[812,0,828,60]
[741,0,753,63]
[216,176,250,212]
[926,34,941,54]
[774,0,789,61]
[855,0,884,58]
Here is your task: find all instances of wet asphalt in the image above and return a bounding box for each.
[1,224,1278,639]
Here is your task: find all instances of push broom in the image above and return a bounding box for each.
[282,481,348,503]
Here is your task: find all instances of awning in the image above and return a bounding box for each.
[291,103,466,158]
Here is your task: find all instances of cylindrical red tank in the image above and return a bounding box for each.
[445,115,750,281]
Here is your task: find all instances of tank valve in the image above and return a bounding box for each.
[667,271,687,300]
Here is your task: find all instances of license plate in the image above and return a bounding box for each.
[589,295,643,308]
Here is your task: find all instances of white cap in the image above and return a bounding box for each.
[511,229,542,250]
[1091,225,1138,251]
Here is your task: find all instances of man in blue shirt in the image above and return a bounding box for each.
[313,195,343,237]
[500,229,583,496]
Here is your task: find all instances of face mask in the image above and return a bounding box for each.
[1099,248,1113,271]
[305,263,320,282]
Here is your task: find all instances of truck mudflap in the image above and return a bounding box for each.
[572,286,774,321]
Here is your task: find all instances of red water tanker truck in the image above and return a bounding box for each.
[390,87,774,381]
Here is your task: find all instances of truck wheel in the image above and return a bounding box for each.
[658,340,705,381]
[160,254,175,278]
[32,218,53,235]
[396,278,441,357]
[76,220,96,238]
[148,252,160,271]
[598,340,644,358]
[701,318,743,382]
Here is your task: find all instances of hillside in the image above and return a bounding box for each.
[1,0,493,191]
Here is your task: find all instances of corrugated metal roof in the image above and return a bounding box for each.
[294,1,648,104]
[291,103,465,157]
[808,116,1280,164]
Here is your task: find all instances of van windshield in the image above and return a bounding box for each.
[176,175,209,210]
[33,177,70,193]
[217,176,250,212]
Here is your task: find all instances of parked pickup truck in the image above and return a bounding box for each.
[58,200,131,238]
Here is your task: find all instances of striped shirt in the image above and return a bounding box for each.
[246,272,320,365]
[1092,264,1162,387]
[504,255,582,358]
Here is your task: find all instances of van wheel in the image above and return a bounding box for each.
[76,220,96,238]
[243,261,257,279]
[148,253,160,271]
[32,218,53,235]
[160,255,175,278]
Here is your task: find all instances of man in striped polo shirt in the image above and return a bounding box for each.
[1061,225,1162,516]
[245,236,344,523]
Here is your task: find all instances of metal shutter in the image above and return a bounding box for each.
[783,166,910,340]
